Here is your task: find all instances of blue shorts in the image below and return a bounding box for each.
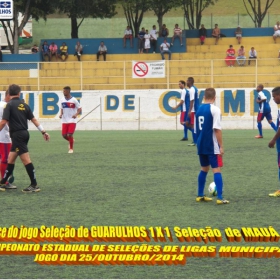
[199,154,223,168]
[257,112,272,122]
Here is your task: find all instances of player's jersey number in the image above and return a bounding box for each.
[198,116,204,130]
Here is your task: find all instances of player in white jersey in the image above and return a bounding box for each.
[0,90,16,189]
[59,86,82,153]
[172,80,190,141]
[195,88,229,204]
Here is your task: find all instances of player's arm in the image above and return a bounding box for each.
[0,119,8,131]
[172,100,183,110]
[59,108,63,119]
[31,117,50,141]
[268,126,280,148]
[214,128,224,155]
[73,107,82,118]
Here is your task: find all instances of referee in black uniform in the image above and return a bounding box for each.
[0,84,50,193]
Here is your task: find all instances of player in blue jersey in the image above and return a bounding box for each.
[195,88,229,204]
[172,80,191,141]
[255,84,277,138]
[187,77,199,146]
[268,87,280,196]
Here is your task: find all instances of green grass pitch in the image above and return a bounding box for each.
[1,129,280,279]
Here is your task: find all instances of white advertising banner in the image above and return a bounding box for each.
[0,88,276,130]
[132,61,165,78]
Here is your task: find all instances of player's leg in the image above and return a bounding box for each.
[67,123,76,153]
[188,112,196,146]
[269,152,280,197]
[255,113,264,138]
[62,123,70,141]
[0,151,18,191]
[210,155,229,204]
[196,155,212,202]
[266,113,277,131]
[180,112,188,141]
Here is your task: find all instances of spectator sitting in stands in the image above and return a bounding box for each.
[123,26,133,48]
[41,41,50,61]
[74,41,83,61]
[49,42,58,61]
[199,24,207,45]
[235,25,242,44]
[236,45,246,66]
[31,44,38,54]
[225,45,236,67]
[248,47,257,65]
[171,24,183,46]
[160,24,169,38]
[212,24,220,45]
[97,41,107,61]
[144,29,151,53]
[273,21,280,43]
[150,25,158,53]
[59,42,68,61]
[138,27,146,54]
[160,39,171,60]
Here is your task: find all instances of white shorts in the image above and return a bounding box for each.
[236,34,242,37]
[274,30,280,37]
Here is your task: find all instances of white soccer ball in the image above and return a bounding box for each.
[208,182,217,196]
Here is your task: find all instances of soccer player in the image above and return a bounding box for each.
[268,86,280,196]
[0,90,16,189]
[59,86,82,153]
[172,80,190,141]
[195,88,229,204]
[255,84,277,139]
[0,84,50,193]
[187,77,199,146]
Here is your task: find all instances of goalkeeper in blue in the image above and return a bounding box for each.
[268,86,280,197]
[255,84,277,139]
[195,88,229,204]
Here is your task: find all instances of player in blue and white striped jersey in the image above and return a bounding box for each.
[255,84,276,139]
[195,88,229,204]
[172,80,191,141]
[268,87,280,197]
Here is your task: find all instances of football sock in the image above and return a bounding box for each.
[214,172,223,200]
[0,160,7,179]
[69,136,74,149]
[257,122,262,136]
[183,124,188,139]
[198,170,208,197]
[0,164,14,184]
[191,129,196,144]
[270,122,277,132]
[25,163,37,185]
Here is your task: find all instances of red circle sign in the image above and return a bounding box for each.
[133,62,148,77]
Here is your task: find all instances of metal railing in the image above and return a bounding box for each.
[0,59,278,91]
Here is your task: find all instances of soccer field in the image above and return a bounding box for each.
[1,129,280,279]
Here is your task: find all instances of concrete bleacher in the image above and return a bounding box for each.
[0,27,279,90]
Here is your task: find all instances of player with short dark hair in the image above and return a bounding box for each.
[195,88,229,204]
[59,86,82,153]
[255,84,277,139]
[268,86,280,196]
[0,84,50,193]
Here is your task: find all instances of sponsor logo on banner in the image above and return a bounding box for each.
[0,0,13,19]
[132,61,165,78]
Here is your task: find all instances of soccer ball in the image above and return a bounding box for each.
[208,182,217,196]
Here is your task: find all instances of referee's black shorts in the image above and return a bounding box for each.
[10,130,29,155]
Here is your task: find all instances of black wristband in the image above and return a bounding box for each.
[42,131,46,135]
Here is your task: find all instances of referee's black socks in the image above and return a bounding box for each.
[25,163,37,186]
